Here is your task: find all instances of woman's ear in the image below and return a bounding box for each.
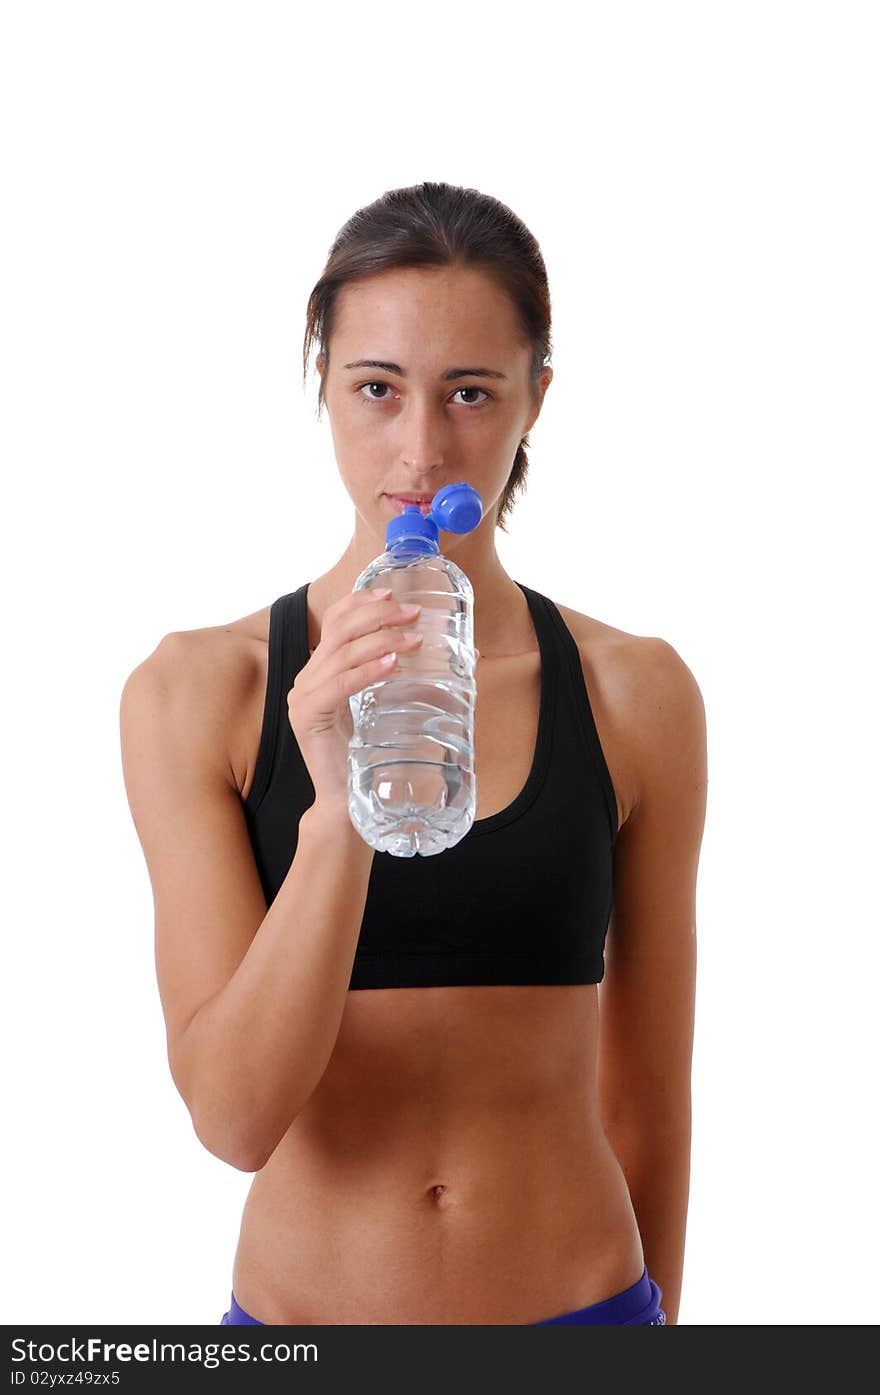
[522,366,553,434]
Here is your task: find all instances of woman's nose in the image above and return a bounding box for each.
[395,402,451,465]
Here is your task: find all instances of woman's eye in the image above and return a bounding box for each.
[454,387,489,406]
[357,382,489,407]
[359,382,393,402]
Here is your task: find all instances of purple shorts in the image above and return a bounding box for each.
[220,1265,666,1326]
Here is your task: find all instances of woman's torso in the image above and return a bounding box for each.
[212,581,643,1324]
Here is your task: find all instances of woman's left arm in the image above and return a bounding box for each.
[596,637,708,1326]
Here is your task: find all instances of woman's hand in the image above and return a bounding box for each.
[287,587,424,810]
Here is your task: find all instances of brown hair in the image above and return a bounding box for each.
[302,181,553,533]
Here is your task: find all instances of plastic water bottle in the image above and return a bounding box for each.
[347,482,483,857]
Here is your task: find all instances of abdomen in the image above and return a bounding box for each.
[229,984,646,1325]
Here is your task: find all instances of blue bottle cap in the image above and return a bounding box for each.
[385,481,483,549]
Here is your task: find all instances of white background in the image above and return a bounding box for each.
[2,0,877,1325]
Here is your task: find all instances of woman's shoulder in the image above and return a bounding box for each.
[157,599,273,685]
[139,602,275,796]
[141,601,271,732]
[551,598,704,828]
[551,596,653,692]
[552,597,697,699]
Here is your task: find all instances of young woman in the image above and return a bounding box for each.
[120,181,707,1326]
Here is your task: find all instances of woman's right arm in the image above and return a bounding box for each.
[119,590,424,1172]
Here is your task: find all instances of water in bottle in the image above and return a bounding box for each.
[348,482,483,857]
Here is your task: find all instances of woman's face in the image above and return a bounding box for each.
[317,264,552,542]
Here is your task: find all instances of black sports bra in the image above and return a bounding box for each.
[242,581,619,989]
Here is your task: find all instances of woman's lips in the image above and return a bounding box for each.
[386,494,433,515]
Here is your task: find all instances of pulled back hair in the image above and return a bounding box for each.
[302,181,553,534]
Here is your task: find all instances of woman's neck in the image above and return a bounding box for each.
[306,535,534,658]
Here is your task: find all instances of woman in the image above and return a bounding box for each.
[120,181,707,1326]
